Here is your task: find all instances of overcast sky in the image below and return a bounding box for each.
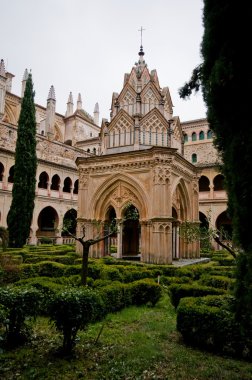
[1,0,206,123]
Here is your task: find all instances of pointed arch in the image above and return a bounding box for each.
[89,173,150,220]
[171,178,191,221]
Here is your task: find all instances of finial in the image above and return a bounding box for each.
[94,102,99,113]
[77,93,82,110]
[47,85,56,101]
[0,59,6,77]
[138,26,145,56]
[67,91,73,104]
[22,68,29,81]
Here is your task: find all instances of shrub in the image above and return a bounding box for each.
[100,282,129,313]
[64,265,81,277]
[159,275,191,286]
[0,286,41,347]
[199,275,234,290]
[168,283,226,308]
[177,295,251,360]
[49,288,105,354]
[13,277,64,314]
[129,279,162,306]
[38,261,66,277]
[100,266,123,282]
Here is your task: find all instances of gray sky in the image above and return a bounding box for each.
[1,0,206,123]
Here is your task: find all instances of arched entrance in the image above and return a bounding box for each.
[104,206,117,256]
[37,206,59,242]
[122,204,140,258]
[216,211,232,240]
[62,209,77,235]
[199,211,210,250]
[172,207,180,259]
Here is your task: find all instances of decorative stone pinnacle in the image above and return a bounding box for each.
[0,59,6,77]
[94,102,99,113]
[47,85,56,101]
[22,68,29,81]
[68,92,73,104]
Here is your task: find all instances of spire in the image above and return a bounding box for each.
[47,85,56,101]
[94,102,99,113]
[68,91,73,104]
[66,91,74,117]
[21,68,29,97]
[77,93,82,110]
[93,102,99,126]
[22,68,29,81]
[138,26,145,59]
[0,59,6,77]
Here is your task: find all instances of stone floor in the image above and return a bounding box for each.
[172,257,210,267]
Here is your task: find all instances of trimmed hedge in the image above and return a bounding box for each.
[48,287,105,353]
[0,286,41,346]
[130,279,162,306]
[199,275,234,290]
[168,283,226,308]
[177,295,251,360]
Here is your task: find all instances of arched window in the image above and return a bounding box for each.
[199,176,210,191]
[38,171,49,189]
[87,149,90,153]
[73,179,78,194]
[183,134,188,143]
[192,153,197,163]
[0,162,4,181]
[8,166,15,183]
[62,209,77,236]
[216,211,232,239]
[213,174,225,191]
[199,131,205,140]
[93,147,96,155]
[207,130,213,139]
[192,132,197,141]
[50,174,60,191]
[38,206,58,231]
[63,177,72,193]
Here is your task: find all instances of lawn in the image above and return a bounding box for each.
[0,293,251,380]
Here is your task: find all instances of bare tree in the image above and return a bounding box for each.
[62,220,118,285]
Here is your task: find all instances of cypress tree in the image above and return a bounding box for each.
[7,73,37,247]
[200,0,252,333]
[180,0,252,338]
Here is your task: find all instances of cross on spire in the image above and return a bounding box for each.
[138,26,145,46]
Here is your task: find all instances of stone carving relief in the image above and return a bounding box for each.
[153,166,171,185]
[36,139,77,167]
[111,183,137,207]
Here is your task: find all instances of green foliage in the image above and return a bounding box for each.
[177,295,251,360]
[0,226,8,251]
[7,74,37,248]
[168,283,226,309]
[199,275,234,290]
[100,282,130,313]
[0,286,41,346]
[129,279,162,307]
[49,288,105,354]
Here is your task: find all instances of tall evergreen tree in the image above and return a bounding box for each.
[8,73,37,247]
[180,1,252,336]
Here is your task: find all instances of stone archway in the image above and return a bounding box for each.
[172,207,180,259]
[121,204,140,258]
[37,206,59,242]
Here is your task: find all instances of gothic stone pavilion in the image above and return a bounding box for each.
[76,47,200,264]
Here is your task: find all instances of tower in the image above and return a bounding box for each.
[45,85,56,140]
[93,102,99,126]
[0,59,7,120]
[66,92,73,117]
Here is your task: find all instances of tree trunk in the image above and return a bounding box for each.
[81,242,90,286]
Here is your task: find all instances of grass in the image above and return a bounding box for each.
[0,293,252,380]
